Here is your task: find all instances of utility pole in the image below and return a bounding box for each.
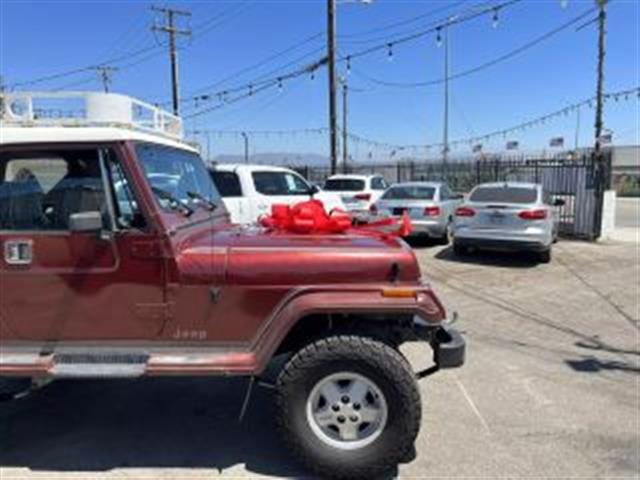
[241,132,250,164]
[91,66,118,93]
[152,6,191,116]
[442,22,451,176]
[342,79,348,173]
[327,0,339,175]
[574,105,581,151]
[594,0,607,154]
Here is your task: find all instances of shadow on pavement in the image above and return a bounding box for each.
[0,377,302,477]
[404,237,444,249]
[565,357,640,374]
[435,246,539,269]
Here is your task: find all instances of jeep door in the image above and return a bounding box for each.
[0,145,166,341]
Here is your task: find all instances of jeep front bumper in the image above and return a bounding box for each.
[412,318,466,376]
[430,326,466,369]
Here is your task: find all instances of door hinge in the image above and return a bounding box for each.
[209,287,222,303]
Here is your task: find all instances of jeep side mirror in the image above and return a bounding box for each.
[553,198,565,207]
[69,211,103,233]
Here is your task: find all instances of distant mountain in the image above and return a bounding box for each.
[213,152,329,167]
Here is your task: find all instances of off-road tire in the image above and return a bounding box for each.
[275,335,421,479]
[0,377,31,400]
[538,248,552,263]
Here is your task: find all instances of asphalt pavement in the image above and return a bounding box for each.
[1,239,638,479]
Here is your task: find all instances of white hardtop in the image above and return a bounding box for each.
[0,91,197,153]
[212,163,300,174]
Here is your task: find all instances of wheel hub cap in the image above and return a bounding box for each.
[306,372,388,450]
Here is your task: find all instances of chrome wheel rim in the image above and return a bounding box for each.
[306,371,388,450]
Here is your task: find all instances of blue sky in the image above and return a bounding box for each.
[1,0,638,161]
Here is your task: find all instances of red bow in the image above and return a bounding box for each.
[259,199,412,237]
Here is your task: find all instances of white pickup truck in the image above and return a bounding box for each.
[209,164,345,224]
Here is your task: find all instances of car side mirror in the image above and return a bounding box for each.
[553,198,565,207]
[453,193,464,200]
[69,211,104,234]
[309,185,320,195]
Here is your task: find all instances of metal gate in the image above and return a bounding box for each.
[295,152,611,240]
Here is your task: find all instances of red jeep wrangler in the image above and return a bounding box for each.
[0,93,465,479]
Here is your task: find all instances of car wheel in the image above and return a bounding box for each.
[0,377,31,400]
[538,249,552,263]
[438,221,453,245]
[276,335,421,479]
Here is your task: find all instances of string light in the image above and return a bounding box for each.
[492,8,500,28]
[277,77,283,93]
[436,27,443,47]
[346,55,352,75]
[387,43,394,62]
[249,84,254,96]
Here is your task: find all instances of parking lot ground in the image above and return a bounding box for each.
[1,240,639,479]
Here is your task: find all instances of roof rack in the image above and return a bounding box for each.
[0,91,184,141]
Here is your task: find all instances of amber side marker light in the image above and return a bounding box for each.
[381,288,418,298]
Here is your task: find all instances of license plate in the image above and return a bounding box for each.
[488,213,504,224]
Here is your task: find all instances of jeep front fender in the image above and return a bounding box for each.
[249,285,446,374]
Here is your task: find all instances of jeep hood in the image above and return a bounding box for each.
[175,225,421,285]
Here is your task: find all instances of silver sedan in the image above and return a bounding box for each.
[452,182,564,263]
[370,182,463,242]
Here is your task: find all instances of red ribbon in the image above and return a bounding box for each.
[259,199,412,237]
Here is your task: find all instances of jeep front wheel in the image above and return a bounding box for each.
[275,335,421,479]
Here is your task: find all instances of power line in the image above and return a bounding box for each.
[337,0,522,64]
[183,0,522,117]
[184,32,324,100]
[188,127,329,137]
[7,2,252,90]
[338,0,475,43]
[343,86,639,152]
[351,5,599,89]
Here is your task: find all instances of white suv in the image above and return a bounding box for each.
[210,164,345,224]
[323,174,389,219]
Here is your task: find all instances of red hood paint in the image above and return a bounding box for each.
[174,224,421,285]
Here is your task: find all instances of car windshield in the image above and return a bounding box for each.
[324,179,365,191]
[382,186,435,200]
[470,186,538,204]
[252,171,311,196]
[135,143,220,211]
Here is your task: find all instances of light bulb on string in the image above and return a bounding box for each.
[310,68,316,81]
[436,27,443,47]
[346,56,352,75]
[492,8,499,29]
[277,77,283,93]
[387,43,394,62]
[249,84,254,96]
